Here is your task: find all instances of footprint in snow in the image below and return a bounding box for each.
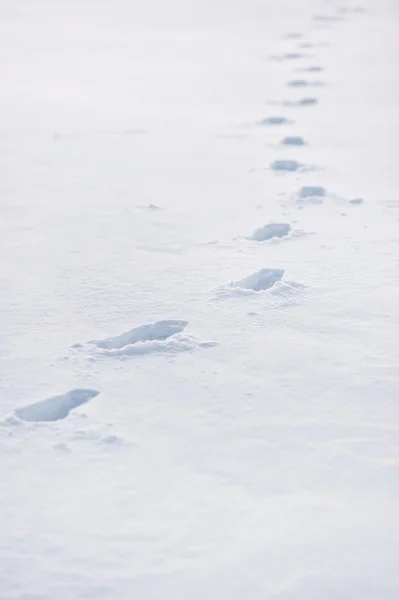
[270,52,307,62]
[270,159,304,173]
[313,14,344,22]
[10,389,99,423]
[287,79,325,88]
[284,97,318,107]
[231,268,285,292]
[80,320,217,357]
[136,203,163,211]
[281,135,307,146]
[257,116,293,126]
[299,66,324,73]
[91,319,188,349]
[296,186,327,204]
[283,33,304,40]
[248,223,291,242]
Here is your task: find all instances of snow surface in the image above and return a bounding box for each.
[1,0,399,598]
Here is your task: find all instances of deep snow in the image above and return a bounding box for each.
[1,0,399,598]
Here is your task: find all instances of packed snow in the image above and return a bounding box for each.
[1,0,399,598]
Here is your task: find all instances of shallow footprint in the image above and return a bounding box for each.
[231,268,285,292]
[248,223,291,242]
[270,159,303,172]
[281,135,307,146]
[13,389,99,423]
[90,320,188,350]
[287,79,325,88]
[285,97,318,107]
[258,116,293,126]
[297,185,327,204]
[84,320,216,357]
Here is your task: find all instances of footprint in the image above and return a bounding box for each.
[258,116,293,126]
[231,268,285,292]
[282,136,306,146]
[270,159,303,172]
[137,203,163,211]
[283,33,304,39]
[86,320,216,356]
[349,198,364,205]
[12,389,99,423]
[287,79,325,88]
[299,66,324,73]
[312,14,343,23]
[248,223,291,242]
[271,52,306,62]
[297,186,327,203]
[285,97,318,107]
[91,319,187,349]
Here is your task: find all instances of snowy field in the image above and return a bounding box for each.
[1,0,399,597]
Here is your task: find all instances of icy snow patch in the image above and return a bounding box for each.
[231,268,285,292]
[13,389,99,423]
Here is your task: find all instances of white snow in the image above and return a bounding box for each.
[1,0,399,598]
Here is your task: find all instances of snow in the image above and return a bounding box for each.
[1,0,399,598]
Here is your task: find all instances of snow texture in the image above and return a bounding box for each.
[1,0,398,598]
